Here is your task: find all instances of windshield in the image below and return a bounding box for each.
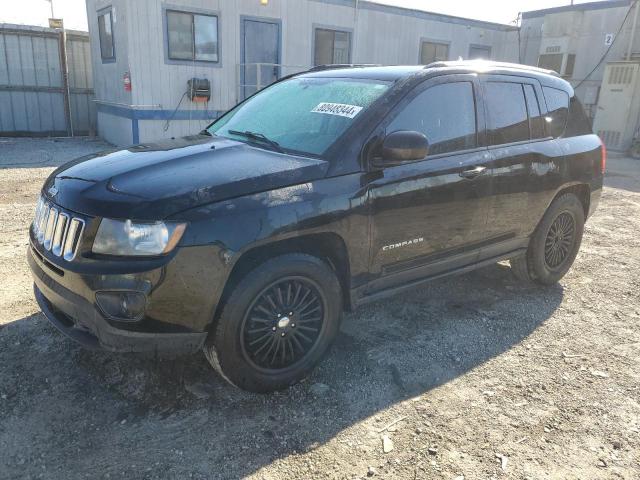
[207,77,391,156]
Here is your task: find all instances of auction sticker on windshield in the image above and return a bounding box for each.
[311,103,363,119]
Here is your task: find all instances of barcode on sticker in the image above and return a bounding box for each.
[311,103,363,119]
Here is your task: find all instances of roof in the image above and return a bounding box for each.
[426,60,558,77]
[522,0,631,19]
[301,61,561,82]
[311,0,518,31]
[298,61,572,92]
[0,23,89,37]
[301,65,426,81]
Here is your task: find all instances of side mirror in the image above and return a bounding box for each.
[374,130,429,167]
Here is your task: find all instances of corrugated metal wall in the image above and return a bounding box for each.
[0,24,96,136]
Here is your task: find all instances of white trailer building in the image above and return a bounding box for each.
[85,0,519,146]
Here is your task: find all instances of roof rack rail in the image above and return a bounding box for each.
[424,60,559,76]
[307,63,382,72]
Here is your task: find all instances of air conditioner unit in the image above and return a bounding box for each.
[593,61,640,151]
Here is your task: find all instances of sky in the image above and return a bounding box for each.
[0,0,601,31]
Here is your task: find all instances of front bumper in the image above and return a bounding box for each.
[28,245,207,355]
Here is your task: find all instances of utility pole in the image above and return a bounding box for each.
[627,0,640,60]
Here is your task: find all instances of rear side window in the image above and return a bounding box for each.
[387,82,477,155]
[485,82,529,145]
[543,87,569,138]
[565,96,593,137]
[523,84,545,139]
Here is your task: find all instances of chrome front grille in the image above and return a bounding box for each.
[32,196,85,261]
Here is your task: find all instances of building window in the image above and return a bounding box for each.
[538,53,563,73]
[420,41,449,64]
[468,45,491,60]
[314,28,351,66]
[564,54,576,78]
[166,10,219,62]
[97,9,115,61]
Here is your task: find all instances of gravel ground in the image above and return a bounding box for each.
[0,137,639,480]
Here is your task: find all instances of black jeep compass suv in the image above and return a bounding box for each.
[28,62,604,392]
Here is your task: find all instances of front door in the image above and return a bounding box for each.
[241,18,280,100]
[366,75,493,294]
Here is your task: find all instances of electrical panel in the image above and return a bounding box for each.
[187,78,211,102]
[593,61,640,151]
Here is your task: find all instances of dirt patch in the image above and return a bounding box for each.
[1,139,639,479]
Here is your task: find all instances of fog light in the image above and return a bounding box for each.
[96,291,146,322]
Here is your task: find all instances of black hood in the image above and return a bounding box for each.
[43,135,329,219]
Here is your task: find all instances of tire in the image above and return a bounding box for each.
[510,193,585,285]
[203,253,342,393]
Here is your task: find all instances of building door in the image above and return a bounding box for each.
[241,18,280,100]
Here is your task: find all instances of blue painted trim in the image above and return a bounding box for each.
[132,118,139,144]
[522,0,631,19]
[96,102,220,121]
[96,102,134,119]
[97,103,221,144]
[309,0,354,6]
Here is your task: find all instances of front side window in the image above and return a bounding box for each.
[420,41,449,64]
[387,82,477,156]
[485,82,529,145]
[98,9,114,60]
[543,86,570,138]
[167,10,219,62]
[208,77,390,155]
[314,28,351,65]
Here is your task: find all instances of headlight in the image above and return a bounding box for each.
[92,218,187,256]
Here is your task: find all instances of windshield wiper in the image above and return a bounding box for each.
[228,130,284,153]
[199,129,212,136]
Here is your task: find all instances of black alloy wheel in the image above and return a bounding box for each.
[241,277,326,371]
[203,253,342,392]
[510,193,585,285]
[544,212,576,270]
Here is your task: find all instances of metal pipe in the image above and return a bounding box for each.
[93,100,162,108]
[627,0,639,60]
[58,28,73,137]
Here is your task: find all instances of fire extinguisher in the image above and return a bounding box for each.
[123,72,132,92]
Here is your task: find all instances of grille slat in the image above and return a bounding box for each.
[32,197,84,261]
[52,213,68,256]
[43,208,58,250]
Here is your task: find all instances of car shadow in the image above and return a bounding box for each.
[0,263,563,478]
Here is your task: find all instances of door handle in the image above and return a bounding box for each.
[459,166,486,179]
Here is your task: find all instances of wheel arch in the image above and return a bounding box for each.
[211,233,352,330]
[550,183,590,219]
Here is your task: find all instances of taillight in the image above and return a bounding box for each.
[600,141,607,174]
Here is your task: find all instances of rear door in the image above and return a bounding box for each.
[479,75,561,259]
[365,75,493,294]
